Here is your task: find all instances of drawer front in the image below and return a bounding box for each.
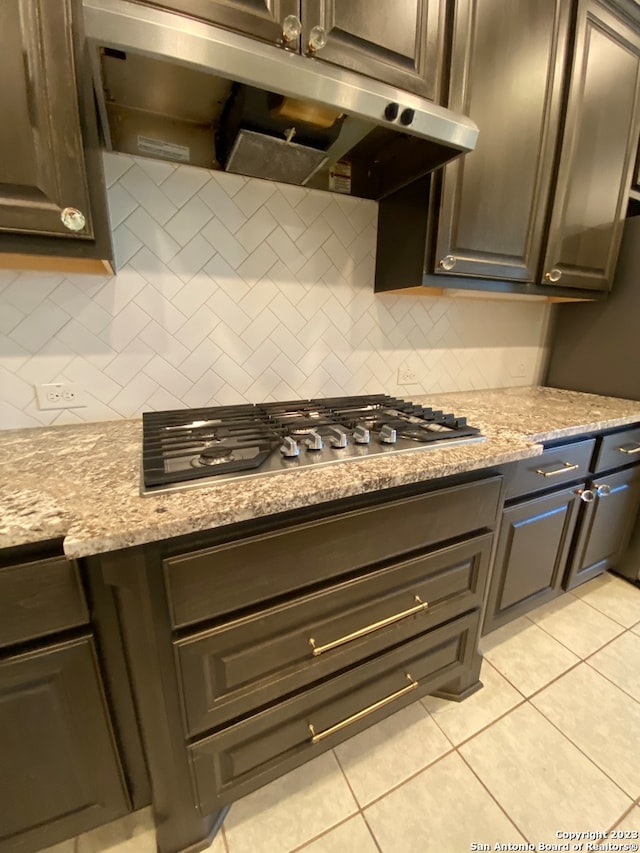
[505,440,596,500]
[165,476,502,628]
[0,556,88,649]
[188,610,479,811]
[593,425,640,473]
[176,534,492,736]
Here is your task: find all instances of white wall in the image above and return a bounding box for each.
[0,153,552,429]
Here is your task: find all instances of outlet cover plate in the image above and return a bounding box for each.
[35,383,87,410]
[398,366,419,385]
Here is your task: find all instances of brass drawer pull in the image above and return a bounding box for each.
[308,595,428,657]
[308,673,418,744]
[618,443,640,455]
[535,461,580,478]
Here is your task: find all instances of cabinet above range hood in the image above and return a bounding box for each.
[83,0,479,199]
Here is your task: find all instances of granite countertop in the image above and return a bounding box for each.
[2,386,640,558]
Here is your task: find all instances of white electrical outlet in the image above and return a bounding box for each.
[398,366,419,385]
[35,383,87,410]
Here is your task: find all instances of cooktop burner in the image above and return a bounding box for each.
[141,394,484,495]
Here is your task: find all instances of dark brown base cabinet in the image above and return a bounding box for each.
[483,487,583,633]
[564,466,640,589]
[0,638,129,853]
[92,472,502,853]
[484,424,640,635]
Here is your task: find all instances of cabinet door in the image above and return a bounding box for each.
[564,466,640,590]
[0,0,94,240]
[301,0,445,100]
[542,0,640,291]
[434,0,569,282]
[137,0,300,45]
[0,637,129,853]
[483,487,582,634]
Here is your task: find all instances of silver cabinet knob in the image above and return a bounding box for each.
[307,25,327,54]
[61,207,86,232]
[281,14,302,44]
[594,483,612,497]
[306,429,324,451]
[353,425,371,444]
[280,436,300,457]
[380,425,397,444]
[545,268,562,283]
[328,426,348,448]
[577,488,595,503]
[439,255,456,271]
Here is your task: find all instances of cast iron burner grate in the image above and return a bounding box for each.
[141,394,484,495]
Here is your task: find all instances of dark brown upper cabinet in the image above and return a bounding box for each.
[375,0,640,299]
[0,0,92,240]
[301,1,446,100]
[0,0,113,273]
[134,0,300,47]
[434,0,569,282]
[133,0,445,98]
[542,0,640,292]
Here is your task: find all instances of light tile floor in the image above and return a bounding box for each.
[43,572,640,853]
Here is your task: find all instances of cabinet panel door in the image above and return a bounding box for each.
[0,637,129,853]
[136,0,300,45]
[483,487,581,634]
[564,467,640,590]
[542,0,640,291]
[301,0,445,99]
[434,0,569,282]
[0,0,94,239]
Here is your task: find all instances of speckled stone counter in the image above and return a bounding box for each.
[2,386,640,558]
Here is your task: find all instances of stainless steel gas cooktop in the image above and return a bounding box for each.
[141,394,485,495]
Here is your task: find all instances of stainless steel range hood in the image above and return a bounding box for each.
[83,0,479,199]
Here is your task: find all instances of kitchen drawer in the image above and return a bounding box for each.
[164,476,502,628]
[593,424,640,473]
[176,533,492,736]
[188,610,479,811]
[0,556,88,649]
[505,440,596,500]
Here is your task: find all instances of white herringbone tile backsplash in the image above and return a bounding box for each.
[0,153,551,429]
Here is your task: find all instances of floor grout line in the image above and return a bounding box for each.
[524,696,638,804]
[356,744,458,811]
[583,653,640,707]
[607,799,640,833]
[287,812,362,853]
[455,747,532,845]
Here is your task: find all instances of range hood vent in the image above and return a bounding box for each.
[84,0,479,200]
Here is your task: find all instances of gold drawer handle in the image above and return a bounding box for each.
[535,461,580,477]
[308,595,428,657]
[618,443,640,455]
[308,673,418,744]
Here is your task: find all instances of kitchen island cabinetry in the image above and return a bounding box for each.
[0,545,130,853]
[93,471,502,853]
[132,0,445,98]
[375,0,640,298]
[0,0,112,272]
